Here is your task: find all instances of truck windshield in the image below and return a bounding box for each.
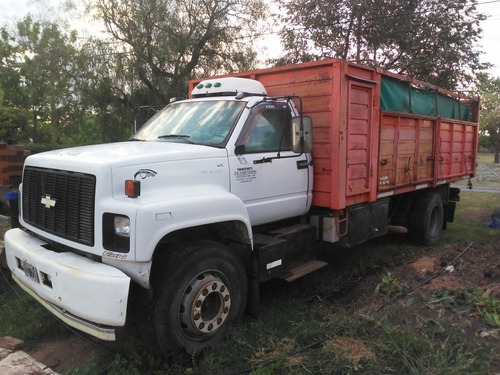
[130,100,246,146]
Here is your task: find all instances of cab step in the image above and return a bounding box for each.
[282,260,328,282]
[254,224,322,282]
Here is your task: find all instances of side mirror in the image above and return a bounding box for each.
[292,116,313,153]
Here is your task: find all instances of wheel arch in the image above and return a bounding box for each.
[388,184,450,228]
[151,220,252,267]
[134,190,253,263]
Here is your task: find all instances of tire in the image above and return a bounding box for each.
[410,192,444,246]
[150,240,247,357]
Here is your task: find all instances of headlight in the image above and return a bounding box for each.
[114,215,130,237]
[103,213,130,253]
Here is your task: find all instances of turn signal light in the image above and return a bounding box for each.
[125,180,140,198]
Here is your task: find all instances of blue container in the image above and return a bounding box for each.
[5,191,19,201]
[5,191,19,228]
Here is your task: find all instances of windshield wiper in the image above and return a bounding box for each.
[157,134,194,144]
[158,134,190,139]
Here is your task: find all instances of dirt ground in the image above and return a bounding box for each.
[331,240,500,367]
[24,241,500,373]
[345,242,500,303]
[30,336,96,373]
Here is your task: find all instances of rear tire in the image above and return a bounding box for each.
[410,192,443,246]
[150,240,247,358]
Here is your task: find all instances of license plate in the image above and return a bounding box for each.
[21,260,39,283]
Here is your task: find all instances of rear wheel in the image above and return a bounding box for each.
[151,240,247,357]
[410,192,443,246]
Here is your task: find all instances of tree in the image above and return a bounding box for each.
[478,73,500,163]
[92,0,265,104]
[277,0,488,89]
[0,15,128,148]
[0,86,29,141]
[11,16,84,146]
[74,38,137,143]
[0,27,30,142]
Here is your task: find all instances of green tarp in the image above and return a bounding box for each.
[380,76,469,121]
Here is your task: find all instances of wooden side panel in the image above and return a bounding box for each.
[417,120,434,182]
[437,120,478,180]
[342,64,380,207]
[438,121,452,178]
[346,82,373,196]
[378,112,435,191]
[464,123,477,175]
[378,112,478,192]
[395,117,417,187]
[311,111,335,207]
[238,60,342,209]
[378,115,398,188]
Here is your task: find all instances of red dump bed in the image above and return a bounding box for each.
[190,59,480,211]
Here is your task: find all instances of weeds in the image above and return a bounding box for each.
[474,289,500,327]
[427,288,500,329]
[375,272,406,298]
[382,326,479,374]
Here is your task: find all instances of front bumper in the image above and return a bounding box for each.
[4,228,131,341]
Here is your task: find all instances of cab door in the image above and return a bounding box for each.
[228,102,312,226]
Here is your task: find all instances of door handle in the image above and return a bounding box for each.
[253,157,272,164]
[297,160,310,169]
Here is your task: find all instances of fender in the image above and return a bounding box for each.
[133,185,253,263]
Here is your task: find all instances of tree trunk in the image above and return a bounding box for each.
[492,138,500,164]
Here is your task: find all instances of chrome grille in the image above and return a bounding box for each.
[22,166,96,246]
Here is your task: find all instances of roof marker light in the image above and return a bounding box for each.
[191,77,267,97]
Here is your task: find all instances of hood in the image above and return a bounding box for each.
[19,141,233,259]
[25,141,228,171]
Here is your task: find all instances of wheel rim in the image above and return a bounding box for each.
[179,271,231,337]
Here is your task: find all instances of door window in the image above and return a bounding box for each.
[237,105,292,153]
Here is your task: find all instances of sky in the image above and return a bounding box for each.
[0,0,500,78]
[477,0,500,76]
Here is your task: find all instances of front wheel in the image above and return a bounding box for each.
[151,240,247,357]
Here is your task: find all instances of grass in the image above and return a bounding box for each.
[477,153,500,165]
[0,220,69,348]
[454,152,500,187]
[375,319,483,375]
[1,154,500,374]
[443,190,500,243]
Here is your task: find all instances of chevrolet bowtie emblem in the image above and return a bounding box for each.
[41,195,57,209]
